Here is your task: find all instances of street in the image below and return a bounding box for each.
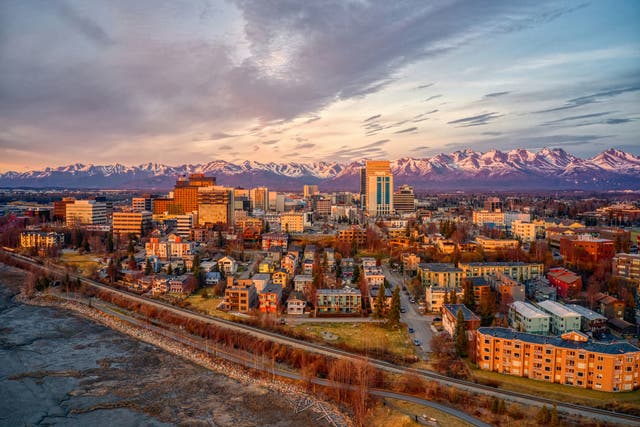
[382,263,433,356]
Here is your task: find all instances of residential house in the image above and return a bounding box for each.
[315,287,362,315]
[217,256,238,276]
[294,274,313,293]
[508,301,551,335]
[286,291,307,316]
[258,283,282,314]
[442,304,480,337]
[537,300,581,335]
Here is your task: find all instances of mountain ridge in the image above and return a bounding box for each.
[1,148,639,191]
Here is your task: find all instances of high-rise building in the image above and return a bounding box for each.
[484,196,503,212]
[393,185,415,214]
[172,174,216,215]
[250,187,269,212]
[112,211,152,237]
[303,184,319,199]
[66,200,107,227]
[197,186,234,227]
[363,160,393,217]
[132,195,154,212]
[53,197,75,222]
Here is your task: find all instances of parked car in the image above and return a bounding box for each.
[413,339,421,346]
[408,327,415,333]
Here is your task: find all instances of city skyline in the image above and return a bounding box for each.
[2,1,639,172]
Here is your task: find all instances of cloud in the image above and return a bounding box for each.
[49,1,114,47]
[303,116,321,124]
[261,139,279,145]
[604,118,633,125]
[411,145,430,151]
[210,132,238,140]
[424,95,443,102]
[295,142,316,149]
[394,127,418,134]
[447,112,503,127]
[364,114,382,122]
[536,84,640,113]
[542,111,613,125]
[483,91,510,98]
[218,144,233,151]
[417,83,434,89]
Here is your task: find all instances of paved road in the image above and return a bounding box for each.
[382,264,433,355]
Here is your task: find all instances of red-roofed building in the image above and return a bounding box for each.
[547,267,582,299]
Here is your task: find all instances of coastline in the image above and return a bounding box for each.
[2,262,349,427]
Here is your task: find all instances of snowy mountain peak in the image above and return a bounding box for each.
[1,148,638,190]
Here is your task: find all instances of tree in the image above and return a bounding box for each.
[144,258,152,275]
[373,286,386,319]
[352,265,361,284]
[536,405,550,425]
[106,232,114,253]
[192,254,203,288]
[264,221,270,233]
[387,286,401,326]
[462,279,475,310]
[454,309,468,357]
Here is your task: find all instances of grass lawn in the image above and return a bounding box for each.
[59,252,101,275]
[366,399,473,427]
[470,365,640,409]
[183,294,238,321]
[292,321,416,360]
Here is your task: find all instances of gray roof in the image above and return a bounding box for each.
[566,304,607,322]
[418,262,462,272]
[478,327,639,355]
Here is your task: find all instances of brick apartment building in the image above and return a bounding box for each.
[476,327,640,392]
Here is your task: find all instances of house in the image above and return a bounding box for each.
[508,301,550,335]
[251,273,271,293]
[303,245,317,261]
[258,283,282,314]
[425,286,464,312]
[287,291,307,316]
[258,258,276,274]
[217,256,238,276]
[152,276,168,295]
[537,300,581,335]
[294,274,313,292]
[281,253,298,276]
[302,259,315,275]
[547,267,582,299]
[271,269,289,288]
[261,232,289,251]
[205,271,222,286]
[442,304,480,337]
[363,266,385,287]
[401,253,421,273]
[168,275,195,294]
[368,286,392,313]
[315,287,362,315]
[566,304,608,335]
[595,293,625,320]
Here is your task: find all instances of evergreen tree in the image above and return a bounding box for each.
[450,290,457,304]
[352,265,361,284]
[373,286,386,318]
[167,263,173,275]
[192,254,202,287]
[144,259,152,275]
[454,309,468,357]
[387,286,401,326]
[128,239,135,255]
[462,279,475,310]
[106,232,114,253]
[264,221,270,233]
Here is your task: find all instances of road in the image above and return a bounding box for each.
[382,263,433,355]
[4,248,640,427]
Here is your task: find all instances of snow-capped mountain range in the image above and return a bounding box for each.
[1,148,639,191]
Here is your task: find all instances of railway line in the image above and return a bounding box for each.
[3,248,639,426]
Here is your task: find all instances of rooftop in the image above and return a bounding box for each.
[510,301,550,319]
[317,287,361,296]
[566,304,607,322]
[478,327,639,355]
[443,304,480,321]
[537,300,580,318]
[418,262,462,272]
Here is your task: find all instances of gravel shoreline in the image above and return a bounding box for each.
[17,291,351,427]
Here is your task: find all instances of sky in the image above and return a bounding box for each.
[1,0,639,171]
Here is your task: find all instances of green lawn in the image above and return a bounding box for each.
[59,252,101,275]
[292,321,416,360]
[183,295,238,320]
[470,365,640,409]
[368,399,473,427]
